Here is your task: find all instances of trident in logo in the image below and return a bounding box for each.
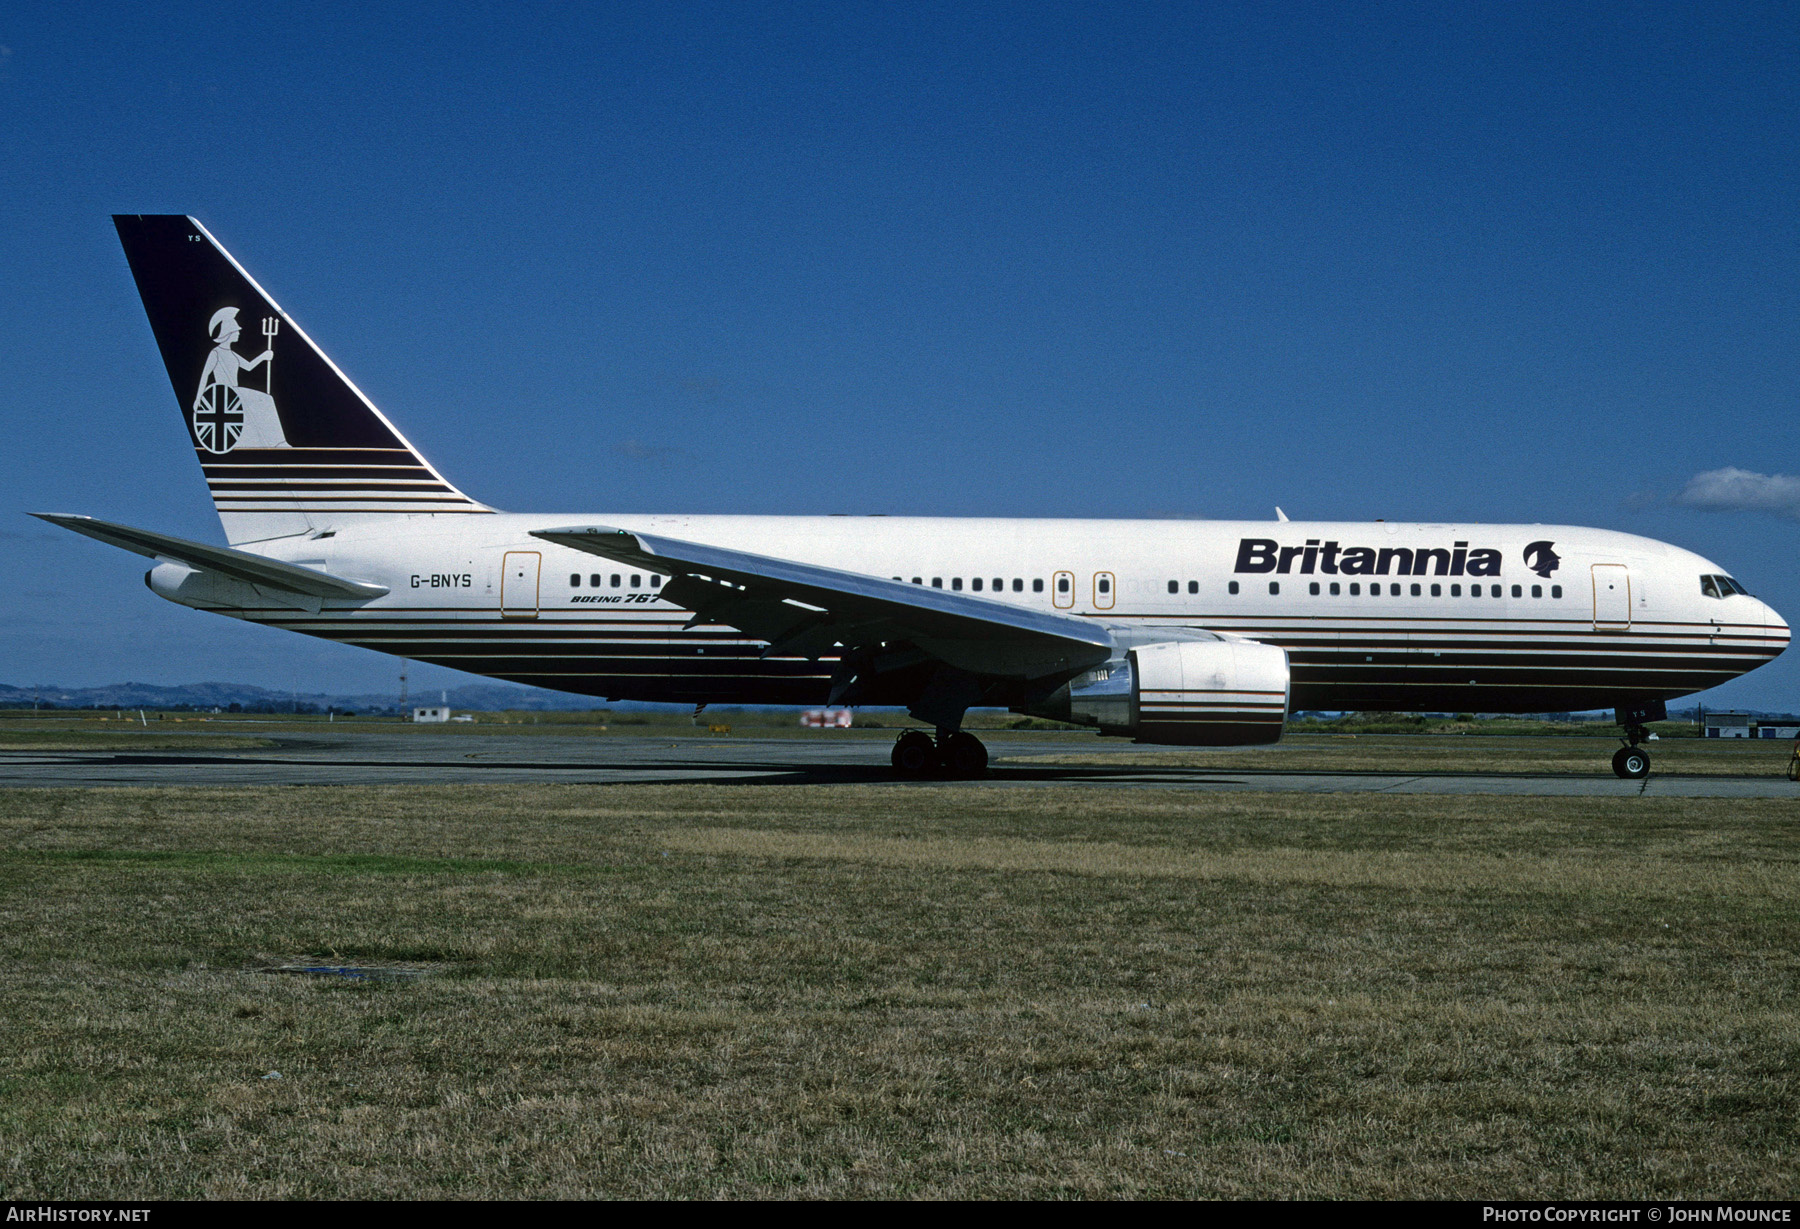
[262,316,280,393]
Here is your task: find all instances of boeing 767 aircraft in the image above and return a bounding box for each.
[37,216,1790,778]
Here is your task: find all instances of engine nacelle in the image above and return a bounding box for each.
[1026,638,1290,746]
[1129,638,1290,746]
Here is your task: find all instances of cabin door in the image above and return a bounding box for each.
[502,551,541,619]
[1592,564,1630,631]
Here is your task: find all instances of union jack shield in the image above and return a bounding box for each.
[192,383,243,453]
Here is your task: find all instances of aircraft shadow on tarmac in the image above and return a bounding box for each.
[35,750,1244,787]
[11,745,1749,788]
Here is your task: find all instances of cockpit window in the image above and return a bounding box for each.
[1701,575,1721,599]
[1701,574,1751,599]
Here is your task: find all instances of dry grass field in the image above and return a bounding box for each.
[0,783,1795,1198]
[1010,734,1799,777]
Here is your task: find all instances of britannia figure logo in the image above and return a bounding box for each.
[192,307,289,452]
[1523,540,1561,579]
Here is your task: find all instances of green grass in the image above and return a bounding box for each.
[0,729,275,750]
[0,784,1796,1198]
[0,710,1082,741]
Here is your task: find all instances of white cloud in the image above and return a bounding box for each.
[1676,467,1800,519]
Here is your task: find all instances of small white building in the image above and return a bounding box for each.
[1704,712,1753,739]
[1758,724,1800,740]
[412,706,451,723]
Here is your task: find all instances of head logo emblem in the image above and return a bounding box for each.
[191,306,290,453]
[1523,540,1561,579]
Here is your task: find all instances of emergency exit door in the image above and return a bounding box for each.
[1592,563,1630,631]
[502,551,541,619]
[1092,571,1116,610]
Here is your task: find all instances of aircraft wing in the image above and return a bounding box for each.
[34,514,389,600]
[531,525,1114,683]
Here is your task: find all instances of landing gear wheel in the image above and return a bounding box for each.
[941,732,989,779]
[1612,746,1650,779]
[892,731,937,777]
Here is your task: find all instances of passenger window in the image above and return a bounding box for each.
[1370,584,1380,598]
[1531,585,1542,598]
[1491,585,1502,597]
[1098,577,1111,594]
[971,578,982,591]
[994,578,1003,591]
[1330,582,1340,595]
[611,574,621,588]
[952,578,962,590]
[1013,579,1023,591]
[1430,583,1441,597]
[1390,583,1401,596]
[1551,584,1561,598]
[1309,582,1320,595]
[651,575,662,588]
[932,578,943,588]
[1187,581,1198,594]
[1410,583,1421,596]
[1511,584,1522,598]
[1033,579,1044,593]
[1349,583,1360,595]
[569,573,580,588]
[1168,580,1179,594]
[1451,584,1461,597]
[1056,577,1070,593]
[590,574,601,588]
[1228,581,1240,595]
[912,577,922,585]
[1269,581,1279,595]
[631,574,641,588]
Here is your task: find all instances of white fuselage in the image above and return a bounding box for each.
[159,514,1787,715]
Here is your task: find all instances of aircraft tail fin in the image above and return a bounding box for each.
[112,215,490,544]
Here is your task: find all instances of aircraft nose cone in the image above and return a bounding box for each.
[1761,599,1790,653]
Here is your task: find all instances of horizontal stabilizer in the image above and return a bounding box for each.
[34,514,388,600]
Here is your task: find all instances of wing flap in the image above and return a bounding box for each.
[35,514,388,600]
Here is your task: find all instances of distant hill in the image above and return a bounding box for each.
[0,681,615,714]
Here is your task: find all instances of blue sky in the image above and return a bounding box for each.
[2,3,1797,707]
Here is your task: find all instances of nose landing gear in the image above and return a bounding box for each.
[1610,701,1665,780]
[1612,740,1651,779]
[891,729,990,779]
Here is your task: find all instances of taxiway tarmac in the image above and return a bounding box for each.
[1,730,1795,796]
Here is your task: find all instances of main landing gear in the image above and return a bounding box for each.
[891,729,989,779]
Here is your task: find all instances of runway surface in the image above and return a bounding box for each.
[2,730,1795,796]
